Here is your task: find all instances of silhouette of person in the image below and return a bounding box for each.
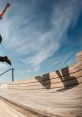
[0,3,11,65]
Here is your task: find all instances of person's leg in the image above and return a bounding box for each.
[0,3,10,18]
[0,56,11,65]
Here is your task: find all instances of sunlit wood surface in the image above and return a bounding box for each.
[0,51,82,117]
[0,83,82,117]
[0,98,26,117]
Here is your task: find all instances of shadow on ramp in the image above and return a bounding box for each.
[35,73,51,89]
[56,67,79,92]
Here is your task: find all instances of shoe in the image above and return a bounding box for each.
[5,56,11,65]
[6,3,10,7]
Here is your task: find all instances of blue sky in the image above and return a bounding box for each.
[0,0,82,83]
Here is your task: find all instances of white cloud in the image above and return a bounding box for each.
[24,0,82,72]
[0,0,82,74]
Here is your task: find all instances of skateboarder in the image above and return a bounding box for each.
[0,3,11,65]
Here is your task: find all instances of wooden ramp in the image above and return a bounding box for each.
[0,51,82,117]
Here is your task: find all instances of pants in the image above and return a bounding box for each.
[0,56,5,62]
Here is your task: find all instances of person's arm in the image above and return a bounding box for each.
[0,3,10,18]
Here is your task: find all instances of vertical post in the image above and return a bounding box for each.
[12,68,14,82]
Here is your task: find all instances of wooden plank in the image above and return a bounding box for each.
[76,57,82,62]
[7,77,82,90]
[23,62,82,83]
[10,66,82,87]
[0,84,82,116]
[76,51,82,57]
[7,62,81,85]
[2,52,82,90]
[7,69,82,89]
[7,70,82,89]
[0,98,27,117]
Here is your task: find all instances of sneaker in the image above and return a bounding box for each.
[7,3,10,7]
[5,56,11,65]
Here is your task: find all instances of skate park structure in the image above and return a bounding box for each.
[0,51,82,117]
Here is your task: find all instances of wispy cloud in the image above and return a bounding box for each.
[0,0,82,80]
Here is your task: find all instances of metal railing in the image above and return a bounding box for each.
[0,68,15,82]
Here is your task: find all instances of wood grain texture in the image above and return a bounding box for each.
[0,51,82,117]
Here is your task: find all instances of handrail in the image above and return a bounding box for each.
[0,68,15,82]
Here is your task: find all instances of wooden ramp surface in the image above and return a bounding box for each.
[0,84,82,117]
[0,98,26,117]
[0,51,82,117]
